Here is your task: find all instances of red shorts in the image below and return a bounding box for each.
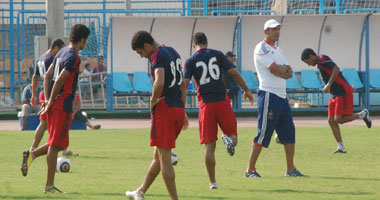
[199,97,237,144]
[328,86,354,116]
[150,100,185,149]
[39,92,47,121]
[47,109,72,149]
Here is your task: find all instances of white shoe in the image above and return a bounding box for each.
[125,190,144,200]
[209,182,218,189]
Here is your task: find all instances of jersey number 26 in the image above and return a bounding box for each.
[195,57,220,85]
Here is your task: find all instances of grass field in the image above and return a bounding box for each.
[0,126,379,200]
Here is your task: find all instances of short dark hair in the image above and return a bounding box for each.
[225,51,235,58]
[69,24,90,44]
[301,48,317,61]
[193,32,208,46]
[131,31,155,50]
[85,63,91,68]
[50,39,65,50]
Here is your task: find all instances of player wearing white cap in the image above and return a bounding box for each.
[244,19,308,178]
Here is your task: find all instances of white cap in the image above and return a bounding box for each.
[264,19,281,30]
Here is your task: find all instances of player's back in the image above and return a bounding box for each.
[35,51,55,81]
[50,47,81,112]
[184,48,234,104]
[150,46,184,108]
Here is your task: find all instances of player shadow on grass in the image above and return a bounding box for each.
[99,193,227,199]
[320,176,380,182]
[0,195,69,199]
[243,189,373,196]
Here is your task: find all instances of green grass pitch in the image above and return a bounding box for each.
[0,126,379,200]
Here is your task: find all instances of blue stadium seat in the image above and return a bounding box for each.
[341,68,363,89]
[286,72,301,89]
[113,72,133,93]
[370,69,380,88]
[133,71,152,92]
[241,70,259,90]
[300,70,322,89]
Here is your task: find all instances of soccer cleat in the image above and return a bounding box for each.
[93,124,101,129]
[21,150,33,176]
[209,182,218,189]
[221,135,235,156]
[244,171,262,178]
[362,109,372,128]
[285,169,309,177]
[44,185,64,193]
[126,190,144,200]
[62,150,79,157]
[332,148,347,154]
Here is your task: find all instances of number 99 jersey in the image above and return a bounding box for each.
[150,46,184,108]
[184,48,234,104]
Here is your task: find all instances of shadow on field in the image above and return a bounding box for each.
[77,155,110,159]
[0,195,69,199]
[243,189,373,196]
[320,176,380,182]
[100,193,227,199]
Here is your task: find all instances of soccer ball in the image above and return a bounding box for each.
[274,134,281,144]
[171,152,178,166]
[56,157,71,173]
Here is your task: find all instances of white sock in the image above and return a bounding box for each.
[358,111,366,119]
[338,142,345,150]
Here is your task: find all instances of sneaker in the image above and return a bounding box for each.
[244,171,261,178]
[93,124,101,129]
[44,185,64,193]
[209,182,218,189]
[21,150,33,176]
[126,190,144,200]
[362,109,372,128]
[332,148,347,154]
[221,135,235,156]
[285,169,309,177]
[62,150,79,157]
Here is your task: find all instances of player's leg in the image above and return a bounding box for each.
[205,141,217,188]
[327,97,346,153]
[246,91,279,177]
[276,99,308,176]
[199,102,219,186]
[157,147,178,200]
[45,145,61,188]
[139,148,161,193]
[31,120,47,151]
[217,97,238,155]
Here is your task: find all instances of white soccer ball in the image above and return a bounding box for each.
[56,157,71,173]
[171,152,178,166]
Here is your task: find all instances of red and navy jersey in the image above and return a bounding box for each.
[184,48,234,104]
[34,51,55,80]
[49,47,81,113]
[317,54,350,97]
[150,46,184,108]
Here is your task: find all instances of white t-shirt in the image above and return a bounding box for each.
[254,41,288,98]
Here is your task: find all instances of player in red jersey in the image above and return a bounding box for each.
[125,31,188,200]
[21,24,90,193]
[302,48,371,154]
[183,32,253,189]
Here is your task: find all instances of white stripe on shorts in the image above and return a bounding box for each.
[258,91,270,145]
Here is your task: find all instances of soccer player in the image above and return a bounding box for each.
[245,19,308,178]
[29,38,65,150]
[21,24,90,193]
[183,32,253,189]
[125,31,188,200]
[301,48,371,153]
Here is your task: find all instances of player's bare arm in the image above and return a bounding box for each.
[227,68,254,104]
[150,68,165,111]
[323,65,340,93]
[31,74,40,106]
[180,81,189,130]
[42,64,54,102]
[38,69,71,115]
[269,62,293,79]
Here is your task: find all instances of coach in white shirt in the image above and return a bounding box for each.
[244,19,308,178]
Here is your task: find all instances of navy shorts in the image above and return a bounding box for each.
[253,90,295,147]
